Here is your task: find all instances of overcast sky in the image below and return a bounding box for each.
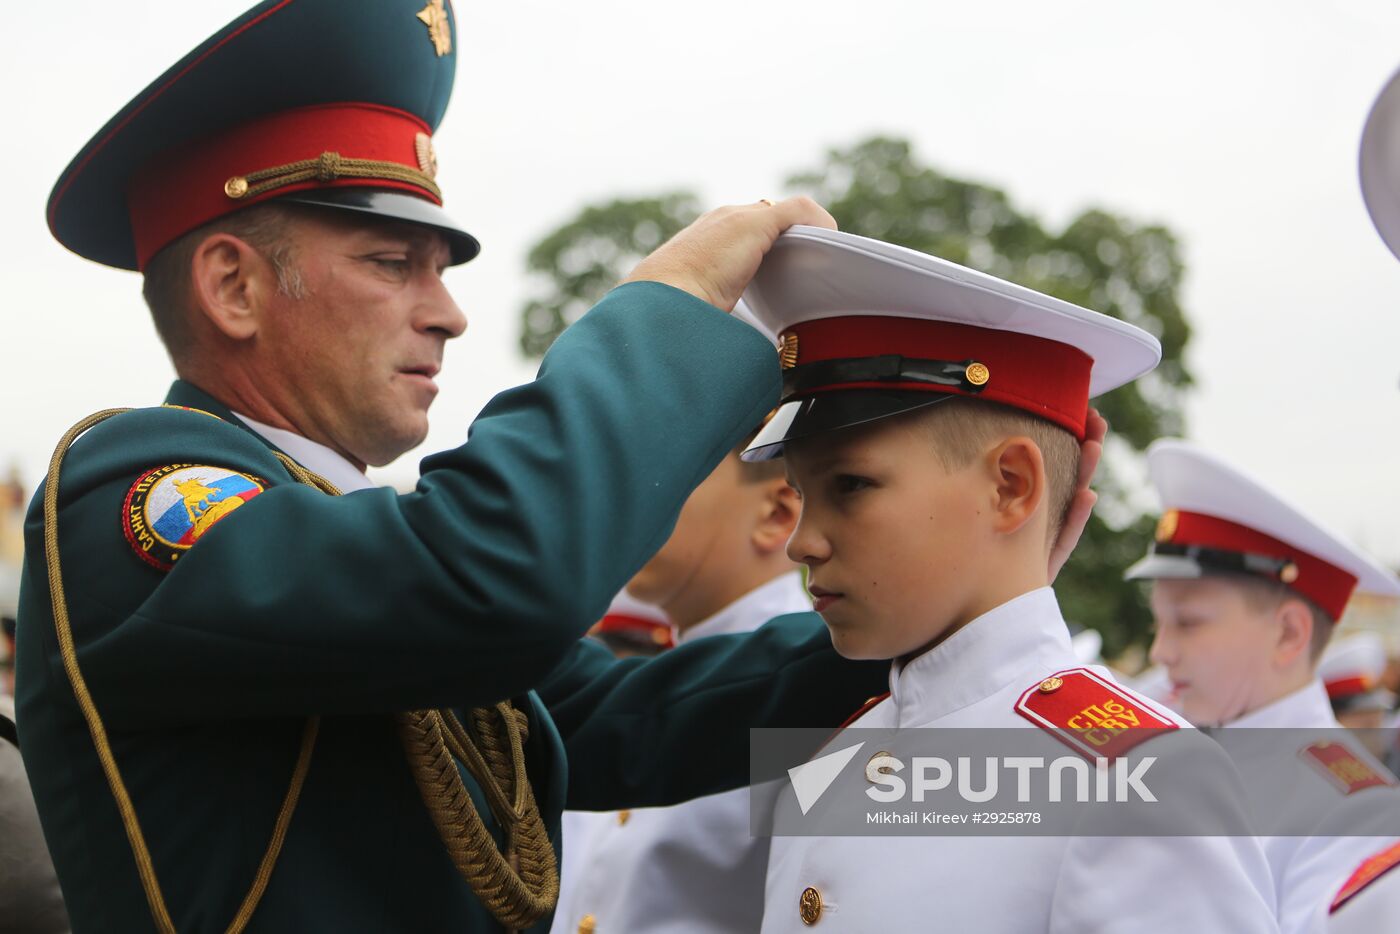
[3,0,1400,564]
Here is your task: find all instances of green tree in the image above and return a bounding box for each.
[518,193,700,357]
[518,136,1193,659]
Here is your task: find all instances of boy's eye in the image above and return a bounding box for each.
[834,474,872,494]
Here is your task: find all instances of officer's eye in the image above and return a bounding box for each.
[368,255,410,274]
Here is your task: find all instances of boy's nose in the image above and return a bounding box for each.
[785,517,830,566]
[1147,629,1173,667]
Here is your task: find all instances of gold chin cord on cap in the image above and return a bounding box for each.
[43,412,557,933]
[224,151,442,201]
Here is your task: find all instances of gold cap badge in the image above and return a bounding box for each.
[416,0,452,57]
[415,133,438,179]
[1155,509,1179,543]
[779,332,800,370]
[965,361,991,386]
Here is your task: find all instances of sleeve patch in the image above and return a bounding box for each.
[1015,667,1179,761]
[1299,740,1396,796]
[1331,840,1400,913]
[122,464,265,571]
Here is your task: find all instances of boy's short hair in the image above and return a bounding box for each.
[1217,572,1335,662]
[915,398,1081,543]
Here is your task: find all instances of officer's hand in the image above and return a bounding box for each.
[621,197,837,312]
[1048,407,1107,582]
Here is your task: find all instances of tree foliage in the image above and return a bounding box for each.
[518,193,700,357]
[517,137,1194,659]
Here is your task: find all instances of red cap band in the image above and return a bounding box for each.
[1324,675,1375,700]
[1163,510,1358,620]
[781,316,1093,439]
[127,102,439,269]
[590,613,674,648]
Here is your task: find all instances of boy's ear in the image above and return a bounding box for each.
[190,232,276,341]
[1272,598,1315,668]
[752,478,801,555]
[988,437,1046,537]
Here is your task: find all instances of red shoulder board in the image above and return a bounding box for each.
[838,693,890,731]
[1299,740,1396,796]
[1015,667,1179,761]
[1331,840,1400,913]
[819,692,891,752]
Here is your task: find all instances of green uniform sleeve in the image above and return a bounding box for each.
[32,283,780,727]
[538,613,887,810]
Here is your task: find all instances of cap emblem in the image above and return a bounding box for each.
[415,133,439,178]
[416,0,452,57]
[1155,509,1179,543]
[779,331,800,370]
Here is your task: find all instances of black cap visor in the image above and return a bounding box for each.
[278,189,480,265]
[741,390,956,462]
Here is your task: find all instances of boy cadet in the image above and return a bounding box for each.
[1319,64,1400,933]
[13,2,926,931]
[552,429,806,933]
[740,228,1279,932]
[1318,634,1396,735]
[1125,439,1400,933]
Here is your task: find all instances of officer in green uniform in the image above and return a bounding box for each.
[17,2,901,932]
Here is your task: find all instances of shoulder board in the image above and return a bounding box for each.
[1299,740,1397,796]
[159,403,223,420]
[820,692,891,751]
[1331,840,1400,913]
[1015,667,1178,761]
[838,693,890,731]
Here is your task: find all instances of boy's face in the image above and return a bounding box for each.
[783,414,988,660]
[1147,577,1280,725]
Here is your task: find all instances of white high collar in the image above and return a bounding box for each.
[888,587,1074,726]
[1227,678,1340,730]
[677,573,811,645]
[231,413,374,493]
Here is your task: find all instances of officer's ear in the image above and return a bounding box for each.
[189,232,277,341]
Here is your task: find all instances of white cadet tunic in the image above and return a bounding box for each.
[762,587,1280,933]
[552,574,812,934]
[1223,680,1400,934]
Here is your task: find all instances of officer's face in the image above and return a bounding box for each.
[255,211,466,467]
[783,416,990,660]
[1147,578,1279,725]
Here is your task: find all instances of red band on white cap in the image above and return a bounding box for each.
[782,316,1093,439]
[1164,511,1358,620]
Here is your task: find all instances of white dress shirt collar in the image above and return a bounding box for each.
[231,412,374,493]
[678,573,811,645]
[888,586,1074,726]
[1227,678,1339,730]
